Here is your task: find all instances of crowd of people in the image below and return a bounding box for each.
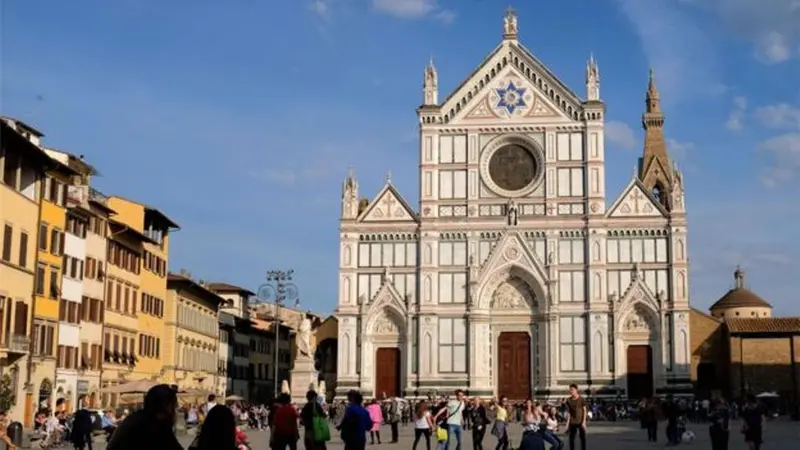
[0,382,774,450]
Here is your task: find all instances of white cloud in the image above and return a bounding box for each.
[615,0,719,104]
[758,132,800,187]
[754,102,800,186]
[605,120,637,150]
[371,0,454,23]
[309,0,330,19]
[725,95,747,131]
[755,103,800,130]
[683,0,800,63]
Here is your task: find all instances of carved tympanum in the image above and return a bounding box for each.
[373,314,399,335]
[625,307,654,332]
[491,277,532,309]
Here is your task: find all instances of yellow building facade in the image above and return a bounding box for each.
[0,118,55,423]
[29,140,79,423]
[106,197,178,384]
[100,220,144,405]
[164,274,224,394]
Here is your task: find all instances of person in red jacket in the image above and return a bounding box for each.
[272,393,299,450]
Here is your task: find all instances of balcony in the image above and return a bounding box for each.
[1,334,30,355]
[67,185,89,209]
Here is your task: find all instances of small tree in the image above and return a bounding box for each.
[0,374,15,412]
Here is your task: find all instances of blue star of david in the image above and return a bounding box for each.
[495,81,527,114]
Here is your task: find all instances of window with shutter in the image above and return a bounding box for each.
[49,267,59,298]
[13,301,28,336]
[19,231,28,268]
[39,224,48,250]
[1,224,12,262]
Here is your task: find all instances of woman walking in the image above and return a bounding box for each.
[489,397,509,450]
[412,401,433,450]
[740,395,764,450]
[708,391,730,450]
[468,398,490,450]
[366,399,384,445]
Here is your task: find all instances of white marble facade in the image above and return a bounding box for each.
[335,11,691,400]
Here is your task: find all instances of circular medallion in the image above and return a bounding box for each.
[489,145,537,191]
[503,246,520,261]
[479,135,544,198]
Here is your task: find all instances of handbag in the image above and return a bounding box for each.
[312,407,331,442]
[436,426,448,441]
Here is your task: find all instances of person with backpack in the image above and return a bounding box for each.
[301,391,330,450]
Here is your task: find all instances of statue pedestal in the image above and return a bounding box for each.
[289,356,318,405]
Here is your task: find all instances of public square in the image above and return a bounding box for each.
[76,419,800,450]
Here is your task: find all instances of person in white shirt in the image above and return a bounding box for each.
[204,394,217,415]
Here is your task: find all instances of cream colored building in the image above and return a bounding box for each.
[336,10,691,400]
[164,274,225,393]
[78,189,114,407]
[208,283,253,398]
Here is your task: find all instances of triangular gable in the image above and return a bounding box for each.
[453,68,572,124]
[367,278,408,317]
[438,41,583,125]
[477,230,548,290]
[358,183,418,223]
[616,275,660,315]
[606,178,668,219]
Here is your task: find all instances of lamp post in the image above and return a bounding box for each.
[255,270,299,398]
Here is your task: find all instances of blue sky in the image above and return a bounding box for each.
[2,0,798,315]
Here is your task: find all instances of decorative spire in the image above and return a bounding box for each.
[386,171,392,184]
[422,57,438,105]
[734,266,745,289]
[646,68,661,113]
[586,53,600,101]
[341,168,359,220]
[503,6,518,40]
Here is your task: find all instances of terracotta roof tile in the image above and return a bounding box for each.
[710,288,772,311]
[726,317,800,334]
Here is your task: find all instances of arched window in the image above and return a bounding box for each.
[652,182,666,206]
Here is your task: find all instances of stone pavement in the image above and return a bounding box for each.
[75,419,799,449]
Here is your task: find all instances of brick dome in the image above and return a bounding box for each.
[709,268,772,312]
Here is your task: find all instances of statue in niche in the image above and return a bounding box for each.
[491,280,526,309]
[547,251,555,265]
[507,200,518,226]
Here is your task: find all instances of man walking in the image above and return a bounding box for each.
[433,389,465,450]
[565,384,587,450]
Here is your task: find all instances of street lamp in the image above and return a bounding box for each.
[255,269,299,398]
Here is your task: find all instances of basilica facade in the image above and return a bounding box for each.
[335,10,692,400]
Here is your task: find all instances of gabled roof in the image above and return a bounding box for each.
[357,182,418,223]
[434,40,584,124]
[606,177,668,219]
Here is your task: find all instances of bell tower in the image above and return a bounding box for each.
[639,70,674,211]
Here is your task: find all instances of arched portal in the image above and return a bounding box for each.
[477,264,544,399]
[619,303,660,400]
[364,306,406,399]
